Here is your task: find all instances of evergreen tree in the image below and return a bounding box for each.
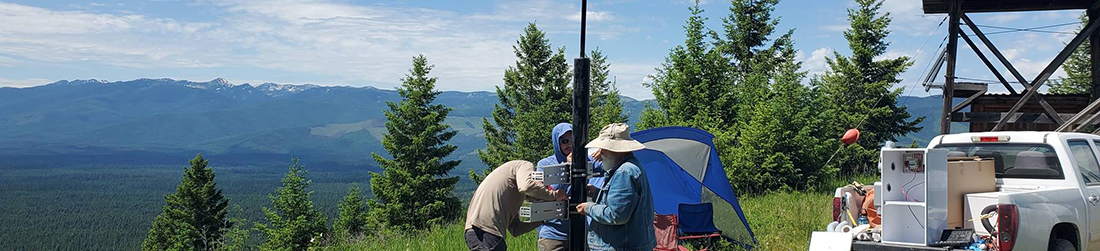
[368,55,462,230]
[256,159,327,251]
[721,0,795,113]
[143,153,231,251]
[474,23,572,183]
[1054,13,1092,94]
[720,0,782,76]
[219,205,254,251]
[588,48,629,137]
[334,184,368,238]
[640,3,731,132]
[814,0,922,174]
[644,0,830,194]
[726,36,835,193]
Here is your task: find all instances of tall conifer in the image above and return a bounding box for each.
[333,184,368,238]
[142,153,231,251]
[474,23,572,183]
[814,0,922,174]
[588,48,628,136]
[256,159,327,251]
[1054,13,1092,94]
[368,55,461,230]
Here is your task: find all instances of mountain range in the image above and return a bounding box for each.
[0,78,944,172]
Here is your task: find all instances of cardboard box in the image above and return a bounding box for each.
[946,158,996,229]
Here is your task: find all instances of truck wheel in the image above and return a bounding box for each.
[1048,237,1075,251]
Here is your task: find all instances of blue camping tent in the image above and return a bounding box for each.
[631,126,757,248]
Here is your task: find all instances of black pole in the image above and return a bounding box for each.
[570,58,590,251]
[942,0,959,135]
[570,1,589,251]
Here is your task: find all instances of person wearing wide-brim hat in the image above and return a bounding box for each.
[576,123,656,251]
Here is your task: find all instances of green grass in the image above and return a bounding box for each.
[318,222,538,251]
[321,175,878,251]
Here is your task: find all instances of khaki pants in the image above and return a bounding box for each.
[538,238,568,251]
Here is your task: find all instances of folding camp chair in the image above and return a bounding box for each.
[654,214,689,251]
[677,203,723,250]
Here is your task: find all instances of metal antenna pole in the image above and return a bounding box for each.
[580,0,587,57]
[569,0,590,250]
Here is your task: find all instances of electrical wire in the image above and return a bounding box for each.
[986,29,1076,35]
[974,22,1079,36]
[904,181,925,201]
[908,205,926,229]
[977,22,1078,31]
[940,76,1078,87]
[901,171,925,229]
[902,171,921,202]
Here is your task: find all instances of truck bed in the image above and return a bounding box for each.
[852,241,966,251]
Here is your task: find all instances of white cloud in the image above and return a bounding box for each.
[674,0,709,6]
[984,13,1024,24]
[609,61,660,100]
[0,0,645,94]
[798,47,832,77]
[568,11,615,22]
[0,78,51,88]
[1035,10,1082,20]
[879,0,943,36]
[821,24,848,32]
[876,50,912,61]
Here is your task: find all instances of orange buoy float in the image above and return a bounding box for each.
[841,128,860,145]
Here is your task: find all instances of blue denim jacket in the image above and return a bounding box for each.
[586,156,655,251]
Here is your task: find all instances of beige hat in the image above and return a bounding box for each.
[585,123,645,152]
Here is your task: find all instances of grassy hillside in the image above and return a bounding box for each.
[321,176,876,251]
[318,191,833,251]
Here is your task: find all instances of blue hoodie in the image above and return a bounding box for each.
[536,123,605,241]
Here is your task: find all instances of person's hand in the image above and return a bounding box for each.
[590,149,602,161]
[576,202,591,215]
[586,184,599,197]
[566,152,573,163]
[553,188,568,201]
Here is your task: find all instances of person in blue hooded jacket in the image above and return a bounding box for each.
[576,123,655,251]
[536,123,605,251]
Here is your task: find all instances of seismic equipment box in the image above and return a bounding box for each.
[519,163,600,223]
[878,148,948,246]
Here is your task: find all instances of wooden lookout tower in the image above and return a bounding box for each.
[924,0,1100,134]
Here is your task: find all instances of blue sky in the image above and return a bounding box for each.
[0,0,1084,99]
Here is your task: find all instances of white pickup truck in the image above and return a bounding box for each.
[853,131,1100,251]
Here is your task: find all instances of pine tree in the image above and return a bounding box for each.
[334,184,368,238]
[143,153,231,251]
[1054,13,1092,94]
[474,23,572,183]
[640,3,731,132]
[814,0,922,174]
[588,48,629,137]
[368,55,462,230]
[256,159,327,251]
